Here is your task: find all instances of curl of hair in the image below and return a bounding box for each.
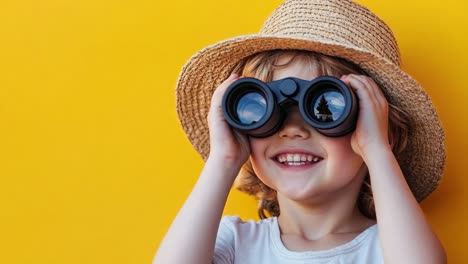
[232,50,410,220]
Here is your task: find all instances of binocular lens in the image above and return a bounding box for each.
[236,92,267,124]
[310,91,345,123]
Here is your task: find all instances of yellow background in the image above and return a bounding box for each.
[0,0,466,263]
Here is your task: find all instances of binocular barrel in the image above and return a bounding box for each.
[222,76,358,137]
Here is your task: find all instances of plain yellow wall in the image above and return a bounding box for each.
[0,0,466,263]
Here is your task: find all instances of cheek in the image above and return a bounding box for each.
[248,139,277,187]
[249,155,277,190]
[324,135,354,154]
[248,139,267,168]
[248,137,270,158]
[324,137,364,173]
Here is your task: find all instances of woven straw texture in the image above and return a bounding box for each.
[176,0,445,202]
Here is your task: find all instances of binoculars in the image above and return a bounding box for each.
[222,76,358,137]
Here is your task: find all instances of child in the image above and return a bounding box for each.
[154,0,446,263]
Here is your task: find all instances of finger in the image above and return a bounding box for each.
[341,74,373,103]
[358,76,386,106]
[342,74,387,111]
[211,73,241,106]
[208,73,241,124]
[343,74,386,105]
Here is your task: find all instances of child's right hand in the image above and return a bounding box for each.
[207,73,251,170]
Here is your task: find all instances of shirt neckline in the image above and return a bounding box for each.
[268,217,378,259]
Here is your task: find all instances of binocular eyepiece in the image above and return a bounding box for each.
[222,76,358,137]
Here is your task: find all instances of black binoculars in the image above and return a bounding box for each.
[222,76,358,137]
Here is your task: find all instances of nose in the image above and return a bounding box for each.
[278,107,311,139]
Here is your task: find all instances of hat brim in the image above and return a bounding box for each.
[176,34,445,202]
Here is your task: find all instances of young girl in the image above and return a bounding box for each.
[154,0,446,263]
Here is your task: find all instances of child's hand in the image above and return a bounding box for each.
[340,74,391,159]
[207,73,251,169]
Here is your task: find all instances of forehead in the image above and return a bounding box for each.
[272,54,322,81]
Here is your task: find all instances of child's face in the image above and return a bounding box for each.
[248,56,367,203]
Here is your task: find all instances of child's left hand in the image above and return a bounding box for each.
[340,74,391,159]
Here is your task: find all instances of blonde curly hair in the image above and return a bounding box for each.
[232,50,410,220]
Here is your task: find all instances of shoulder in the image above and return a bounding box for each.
[339,224,383,262]
[214,216,278,263]
[219,216,276,239]
[220,215,275,227]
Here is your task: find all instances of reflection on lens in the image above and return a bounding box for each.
[236,92,267,124]
[312,91,345,122]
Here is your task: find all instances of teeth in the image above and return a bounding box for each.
[293,154,300,162]
[287,162,306,166]
[276,153,322,164]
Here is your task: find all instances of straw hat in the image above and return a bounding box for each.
[176,0,445,201]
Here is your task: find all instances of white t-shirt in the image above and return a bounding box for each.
[213,216,384,264]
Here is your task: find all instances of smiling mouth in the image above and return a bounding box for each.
[275,153,323,166]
